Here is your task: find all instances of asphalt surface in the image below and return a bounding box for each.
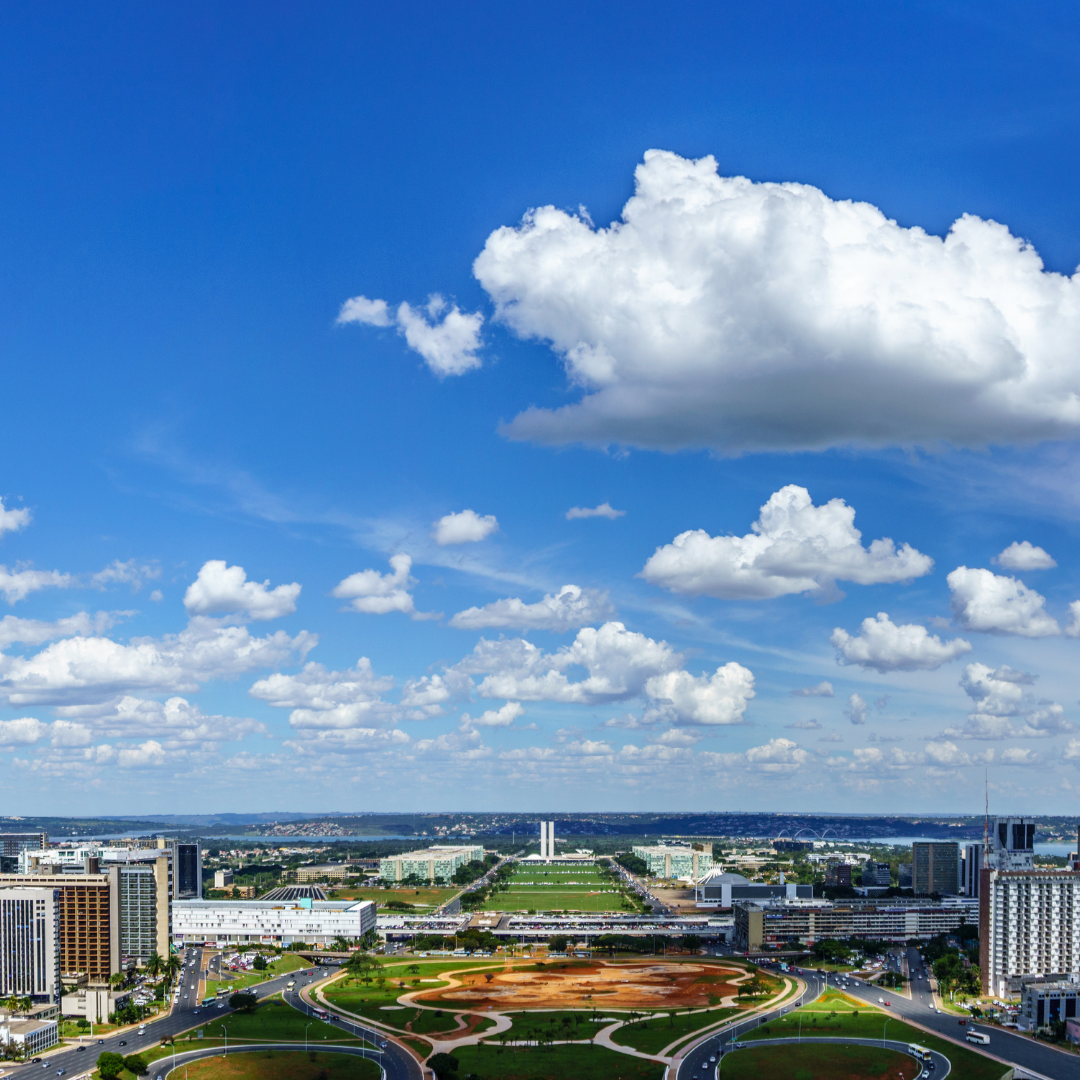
[24,948,421,1080]
[679,950,1080,1080]
[677,968,829,1079]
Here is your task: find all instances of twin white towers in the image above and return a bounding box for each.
[538,820,557,858]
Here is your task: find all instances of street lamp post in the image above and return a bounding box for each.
[306,1022,313,1052]
[883,1017,892,1049]
[220,1024,228,1058]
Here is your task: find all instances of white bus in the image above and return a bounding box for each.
[966,1031,990,1045]
[907,1044,931,1062]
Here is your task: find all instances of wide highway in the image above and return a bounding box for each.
[31,947,422,1080]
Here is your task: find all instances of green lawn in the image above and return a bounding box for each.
[175,997,368,1045]
[174,1051,381,1080]
[328,886,458,910]
[493,1010,615,1042]
[207,954,309,997]
[480,866,638,913]
[612,1007,742,1054]
[442,1042,667,1079]
[719,1042,917,1080]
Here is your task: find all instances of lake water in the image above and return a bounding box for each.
[866,836,1072,856]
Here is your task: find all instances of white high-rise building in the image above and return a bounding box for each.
[960,844,983,897]
[0,887,61,1003]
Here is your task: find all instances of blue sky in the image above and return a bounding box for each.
[2,1,1080,815]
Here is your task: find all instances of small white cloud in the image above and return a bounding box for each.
[460,702,523,729]
[641,486,932,601]
[92,559,161,592]
[790,681,834,698]
[831,612,972,672]
[944,662,1072,740]
[947,566,1059,637]
[449,584,614,632]
[1064,601,1080,639]
[0,498,31,538]
[432,509,499,545]
[743,738,810,772]
[642,663,755,726]
[994,541,1056,571]
[339,292,483,376]
[149,590,164,602]
[336,295,393,327]
[818,731,843,743]
[845,693,868,726]
[0,566,73,605]
[49,720,92,747]
[0,611,120,649]
[331,554,438,620]
[785,718,822,730]
[117,739,166,768]
[565,502,625,520]
[183,560,300,622]
[0,717,47,747]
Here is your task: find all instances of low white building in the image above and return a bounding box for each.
[60,988,130,1024]
[172,898,376,946]
[0,1014,58,1055]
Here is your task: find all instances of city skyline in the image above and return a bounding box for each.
[2,4,1080,813]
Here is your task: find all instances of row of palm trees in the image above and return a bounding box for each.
[1,994,33,1016]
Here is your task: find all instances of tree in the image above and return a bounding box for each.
[122,1054,149,1075]
[428,1052,460,1080]
[97,1052,125,1079]
[229,992,258,1013]
[109,972,127,990]
[547,934,570,953]
[253,954,268,971]
[145,953,163,979]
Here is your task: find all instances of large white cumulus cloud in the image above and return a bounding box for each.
[475,150,1080,452]
[641,486,931,600]
[831,612,972,672]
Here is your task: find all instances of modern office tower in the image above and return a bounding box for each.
[960,844,984,897]
[170,841,202,899]
[0,833,47,872]
[913,842,959,896]
[214,869,234,889]
[824,862,852,887]
[0,832,48,856]
[861,860,892,887]
[898,863,913,888]
[980,863,1080,997]
[538,821,557,858]
[111,860,170,967]
[987,817,1037,870]
[0,887,61,1003]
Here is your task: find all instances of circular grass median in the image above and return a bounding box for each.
[720,1043,921,1080]
[162,1050,382,1080]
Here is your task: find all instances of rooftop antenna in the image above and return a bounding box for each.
[983,769,990,857]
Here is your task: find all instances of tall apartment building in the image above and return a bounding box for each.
[980,866,1080,997]
[114,861,170,967]
[632,845,713,879]
[379,846,484,883]
[913,842,959,896]
[0,887,61,1003]
[171,841,202,899]
[0,832,47,873]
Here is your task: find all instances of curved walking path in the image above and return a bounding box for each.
[305,957,795,1070]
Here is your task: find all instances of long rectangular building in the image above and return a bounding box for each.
[633,845,713,880]
[172,898,376,946]
[735,896,978,950]
[379,846,483,883]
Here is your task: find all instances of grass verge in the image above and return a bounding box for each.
[442,1041,667,1079]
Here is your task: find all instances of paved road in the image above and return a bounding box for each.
[30,949,421,1080]
[831,947,1080,1080]
[677,968,829,1078]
